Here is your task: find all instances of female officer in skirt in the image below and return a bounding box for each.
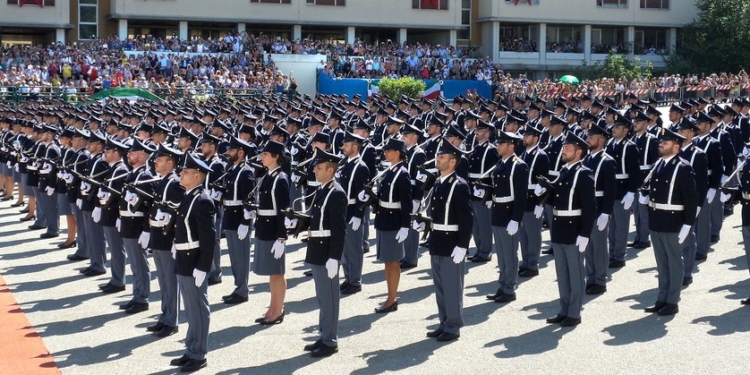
[253,141,290,324]
[358,137,412,313]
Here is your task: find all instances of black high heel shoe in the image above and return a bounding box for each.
[259,311,285,325]
[58,240,77,249]
[20,215,36,222]
[8,199,23,205]
[374,301,398,314]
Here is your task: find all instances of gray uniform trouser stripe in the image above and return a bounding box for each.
[585,223,609,286]
[608,200,631,262]
[710,194,724,237]
[492,226,518,294]
[178,274,210,360]
[520,211,543,270]
[32,186,45,227]
[311,264,339,347]
[153,250,179,326]
[37,189,59,234]
[363,207,371,250]
[633,202,651,243]
[82,211,106,271]
[103,226,126,287]
[402,227,420,265]
[471,201,493,258]
[682,223,697,277]
[695,197,711,257]
[652,231,684,304]
[742,226,750,277]
[123,238,150,303]
[342,221,365,286]
[225,229,251,298]
[71,204,89,258]
[430,255,465,334]
[552,243,585,319]
[209,207,223,281]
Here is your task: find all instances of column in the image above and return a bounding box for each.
[346,26,356,44]
[237,23,246,34]
[584,24,591,65]
[55,28,66,44]
[118,19,128,41]
[398,28,407,45]
[626,25,635,60]
[179,21,188,41]
[292,24,302,41]
[481,22,499,62]
[449,29,457,48]
[539,23,546,66]
[667,27,677,54]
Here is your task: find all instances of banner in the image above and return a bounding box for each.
[317,72,494,101]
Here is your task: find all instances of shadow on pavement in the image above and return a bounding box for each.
[52,333,155,368]
[484,325,570,358]
[692,306,750,335]
[352,340,446,374]
[601,314,672,345]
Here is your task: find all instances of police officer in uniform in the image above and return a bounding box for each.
[62,129,91,261]
[518,123,550,277]
[629,111,660,249]
[401,123,427,269]
[78,131,109,277]
[466,120,499,262]
[202,132,227,285]
[693,112,722,262]
[37,124,61,239]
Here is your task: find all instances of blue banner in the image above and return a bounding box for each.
[317,72,494,101]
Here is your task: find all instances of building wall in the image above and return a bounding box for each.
[0,1,71,28]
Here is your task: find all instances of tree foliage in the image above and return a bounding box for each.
[570,51,653,81]
[378,77,426,100]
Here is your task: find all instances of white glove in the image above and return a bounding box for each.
[284,217,298,229]
[124,191,138,205]
[395,227,409,243]
[472,186,485,199]
[193,268,207,287]
[76,198,83,209]
[706,188,716,204]
[41,162,52,172]
[412,220,425,232]
[415,171,427,183]
[156,210,172,227]
[638,193,649,205]
[325,258,338,279]
[138,231,150,248]
[450,246,467,264]
[411,200,420,215]
[597,214,609,231]
[357,190,370,202]
[534,205,544,219]
[291,174,301,183]
[80,181,92,194]
[243,208,256,221]
[485,200,493,209]
[5,161,10,168]
[576,236,589,253]
[349,216,361,231]
[290,146,299,155]
[92,206,101,223]
[98,191,110,205]
[271,239,285,259]
[721,174,729,184]
[14,164,19,172]
[116,218,121,231]
[621,192,635,210]
[695,206,701,218]
[744,147,750,157]
[720,192,731,203]
[171,244,176,259]
[237,224,249,240]
[534,185,546,196]
[678,224,691,244]
[210,189,222,201]
[503,220,517,236]
[45,186,55,196]
[20,155,28,163]
[63,172,73,184]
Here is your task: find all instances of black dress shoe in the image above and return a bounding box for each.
[741,297,750,305]
[633,241,651,249]
[710,235,720,244]
[426,329,444,338]
[436,332,460,342]
[125,302,149,314]
[98,282,112,291]
[541,248,554,255]
[303,270,313,277]
[374,301,398,314]
[517,266,528,275]
[560,317,582,327]
[310,344,338,358]
[518,269,539,278]
[207,278,222,286]
[102,284,126,294]
[657,303,679,316]
[78,267,92,274]
[486,288,503,300]
[339,280,351,291]
[119,300,136,310]
[180,358,207,372]
[695,253,707,261]
[155,325,178,338]
[259,312,285,325]
[304,339,323,352]
[585,284,607,295]
[608,260,626,268]
[67,254,88,262]
[58,240,77,249]
[341,284,362,295]
[399,261,417,270]
[682,277,693,287]
[83,269,106,277]
[40,232,59,239]
[223,294,249,304]
[626,241,638,248]
[494,292,517,303]
[470,255,491,263]
[645,301,667,313]
[28,224,47,230]
[146,322,165,332]
[546,315,565,324]
[170,354,190,366]
[20,216,36,222]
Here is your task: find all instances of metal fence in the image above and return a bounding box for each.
[530,85,749,108]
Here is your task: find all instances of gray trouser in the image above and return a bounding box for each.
[363,207,371,250]
[225,229,251,298]
[402,227,420,265]
[177,274,210,360]
[209,207,223,281]
[652,231,684,304]
[710,193,724,237]
[585,222,609,287]
[742,226,750,277]
[82,211,106,272]
[633,202,650,243]
[71,204,88,258]
[552,243,585,319]
[37,189,59,234]
[342,219,365,286]
[695,197,711,257]
[608,200,631,262]
[471,201,493,258]
[311,263,339,347]
[683,222,697,278]
[492,226,518,294]
[153,250,179,327]
[123,238,150,303]
[32,186,45,228]
[430,255,465,335]
[103,225,126,287]
[520,211,543,270]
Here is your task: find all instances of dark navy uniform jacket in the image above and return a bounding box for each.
[646,156,699,233]
[174,185,216,276]
[80,152,108,212]
[632,132,660,184]
[221,161,256,231]
[427,172,474,257]
[373,161,412,231]
[305,179,347,266]
[548,161,597,245]
[148,174,185,251]
[582,150,616,216]
[336,155,369,221]
[490,155,528,227]
[255,167,290,242]
[520,145,550,211]
[605,137,642,199]
[98,160,129,227]
[679,144,709,206]
[119,164,156,239]
[693,134,723,190]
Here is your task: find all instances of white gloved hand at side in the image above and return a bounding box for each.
[92,206,101,223]
[349,216,361,231]
[412,220,425,232]
[506,220,519,236]
[706,188,716,204]
[357,190,370,202]
[138,231,150,248]
[76,198,83,209]
[638,193,649,205]
[325,258,338,279]
[450,246,467,264]
[621,192,635,210]
[193,268,207,287]
[237,224,249,240]
[597,214,609,231]
[720,192,732,203]
[411,199,420,215]
[116,218,121,232]
[45,186,55,196]
[243,208,256,221]
[576,236,589,253]
[271,239,285,259]
[395,227,409,243]
[678,224,691,244]
[485,200,493,209]
[534,205,544,219]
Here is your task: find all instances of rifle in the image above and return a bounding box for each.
[410,213,433,241]
[355,167,389,211]
[123,177,162,211]
[535,175,555,208]
[281,189,316,238]
[719,159,746,206]
[121,183,178,235]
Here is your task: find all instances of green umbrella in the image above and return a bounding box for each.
[89,88,162,102]
[559,75,580,85]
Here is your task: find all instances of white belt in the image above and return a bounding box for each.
[119,210,144,217]
[432,223,459,232]
[39,170,51,175]
[468,173,485,179]
[308,229,331,237]
[595,191,604,197]
[291,161,299,166]
[649,202,684,211]
[149,219,165,227]
[640,165,652,171]
[553,209,582,217]
[615,173,629,179]
[257,209,277,216]
[742,192,750,200]
[348,199,356,205]
[528,184,538,190]
[26,166,38,171]
[379,201,401,209]
[223,199,243,206]
[175,241,199,250]
[493,196,514,203]
[548,171,560,177]
[425,168,438,174]
[307,181,320,187]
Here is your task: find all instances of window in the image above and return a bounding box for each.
[597,0,627,8]
[307,0,345,4]
[458,0,470,40]
[640,0,668,9]
[412,0,448,10]
[504,0,540,4]
[78,0,97,41]
[7,0,55,5]
[250,0,291,3]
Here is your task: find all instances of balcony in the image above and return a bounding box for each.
[496,51,667,71]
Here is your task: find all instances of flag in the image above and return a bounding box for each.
[422,80,442,100]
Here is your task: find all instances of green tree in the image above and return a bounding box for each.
[569,51,652,81]
[377,77,426,100]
